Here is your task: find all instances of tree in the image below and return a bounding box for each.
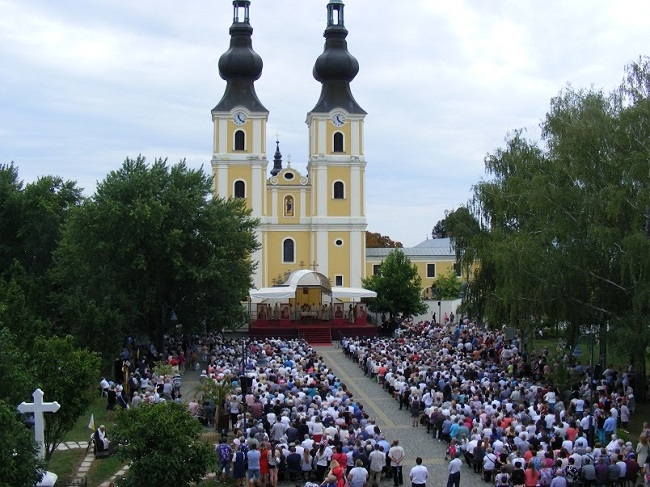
[362,249,427,322]
[0,327,35,407]
[457,58,650,396]
[113,401,216,487]
[52,156,259,356]
[0,166,82,346]
[431,218,447,239]
[366,231,403,248]
[26,335,100,460]
[434,267,462,300]
[0,401,46,487]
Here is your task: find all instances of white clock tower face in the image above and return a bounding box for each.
[331,113,346,127]
[233,111,247,126]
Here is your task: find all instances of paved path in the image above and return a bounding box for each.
[316,345,485,487]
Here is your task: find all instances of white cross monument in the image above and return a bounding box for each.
[18,388,61,459]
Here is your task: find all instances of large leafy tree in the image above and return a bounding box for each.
[25,335,100,460]
[52,156,259,355]
[454,58,650,396]
[0,401,46,487]
[366,231,403,248]
[0,327,35,406]
[362,249,427,322]
[113,401,216,487]
[0,166,82,346]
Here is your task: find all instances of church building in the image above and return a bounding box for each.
[210,0,367,292]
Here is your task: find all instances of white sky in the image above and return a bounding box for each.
[1,0,648,247]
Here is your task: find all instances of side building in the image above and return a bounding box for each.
[366,238,464,300]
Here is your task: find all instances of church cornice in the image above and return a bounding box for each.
[307,155,365,166]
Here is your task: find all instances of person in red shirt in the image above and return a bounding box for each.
[378,364,387,385]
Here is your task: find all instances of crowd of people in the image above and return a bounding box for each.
[98,319,649,487]
[340,318,649,487]
[178,336,418,487]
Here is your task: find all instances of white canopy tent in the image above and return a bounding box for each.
[331,287,377,299]
[248,270,376,302]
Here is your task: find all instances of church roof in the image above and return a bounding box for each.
[310,0,365,115]
[212,1,268,113]
[366,238,454,258]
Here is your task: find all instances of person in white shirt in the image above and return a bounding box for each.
[409,457,428,487]
[446,451,462,487]
[347,459,368,487]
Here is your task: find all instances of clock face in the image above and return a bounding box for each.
[332,113,346,127]
[233,111,247,126]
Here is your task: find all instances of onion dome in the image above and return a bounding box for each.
[310,0,365,114]
[213,1,268,113]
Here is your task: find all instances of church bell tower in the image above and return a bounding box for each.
[306,0,367,288]
[211,0,268,287]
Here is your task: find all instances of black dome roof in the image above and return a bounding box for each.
[313,28,359,83]
[218,24,263,81]
[310,2,365,115]
[212,4,267,113]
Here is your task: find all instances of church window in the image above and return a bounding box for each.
[453,262,462,277]
[333,181,345,199]
[282,239,295,263]
[234,180,246,198]
[333,132,344,152]
[372,264,381,275]
[234,130,246,150]
[426,263,436,278]
[334,239,343,247]
[335,275,343,286]
[284,195,294,217]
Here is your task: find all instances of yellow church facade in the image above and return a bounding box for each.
[210,0,367,291]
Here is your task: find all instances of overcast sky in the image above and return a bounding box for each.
[1,1,648,247]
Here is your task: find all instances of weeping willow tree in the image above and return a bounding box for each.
[448,58,650,399]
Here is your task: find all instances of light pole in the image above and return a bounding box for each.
[161,305,178,357]
[572,332,596,446]
[240,338,252,436]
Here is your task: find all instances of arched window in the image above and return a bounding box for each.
[234,180,246,198]
[333,181,345,199]
[333,132,344,152]
[284,195,294,217]
[282,239,295,263]
[234,130,245,151]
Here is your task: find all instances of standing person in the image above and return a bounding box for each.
[446,451,462,487]
[246,442,262,485]
[389,439,405,487]
[314,443,331,480]
[232,443,247,487]
[259,441,270,487]
[215,438,233,482]
[524,459,540,487]
[347,459,368,487]
[106,386,117,420]
[637,434,649,469]
[410,395,422,427]
[409,457,428,487]
[267,443,280,487]
[327,459,346,487]
[301,447,314,480]
[369,445,386,485]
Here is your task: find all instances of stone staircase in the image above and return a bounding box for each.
[297,325,332,345]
